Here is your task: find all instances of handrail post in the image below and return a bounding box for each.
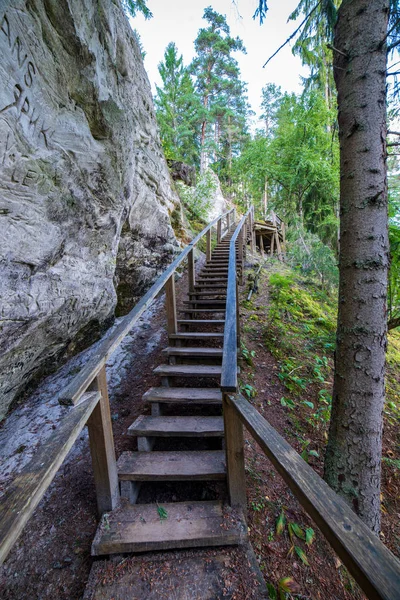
[206,229,212,262]
[227,211,230,232]
[223,393,247,514]
[165,273,177,337]
[217,218,222,243]
[188,249,195,292]
[87,366,119,515]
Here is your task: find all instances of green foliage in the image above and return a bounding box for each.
[121,0,152,20]
[241,382,257,399]
[155,43,202,165]
[157,505,168,521]
[176,169,216,223]
[191,7,250,175]
[241,342,256,366]
[286,223,339,290]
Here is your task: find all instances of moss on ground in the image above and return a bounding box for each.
[264,263,400,430]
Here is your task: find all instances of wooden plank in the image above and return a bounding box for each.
[188,248,195,292]
[177,319,225,325]
[162,347,223,358]
[179,308,226,314]
[87,367,119,515]
[223,394,247,512]
[206,228,212,262]
[91,501,246,555]
[183,299,226,305]
[143,386,222,403]
[169,332,224,340]
[231,393,400,600]
[128,415,224,437]
[117,450,226,481]
[270,232,275,255]
[59,209,234,405]
[221,212,250,392]
[217,217,222,243]
[153,364,222,377]
[165,274,177,336]
[0,391,100,565]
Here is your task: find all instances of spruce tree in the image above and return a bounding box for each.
[190,7,248,173]
[154,43,202,165]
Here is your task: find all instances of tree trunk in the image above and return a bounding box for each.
[324,0,389,534]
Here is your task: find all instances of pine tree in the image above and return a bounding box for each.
[190,7,248,173]
[154,43,202,165]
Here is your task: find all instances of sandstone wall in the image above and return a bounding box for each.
[0,0,181,419]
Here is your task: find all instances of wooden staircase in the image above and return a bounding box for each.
[91,228,247,556]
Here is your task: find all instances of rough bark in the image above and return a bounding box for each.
[324,0,390,533]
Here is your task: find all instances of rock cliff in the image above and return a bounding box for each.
[0,0,181,419]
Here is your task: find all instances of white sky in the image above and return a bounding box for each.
[132,0,308,126]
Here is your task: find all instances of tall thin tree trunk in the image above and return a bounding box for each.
[324,0,389,533]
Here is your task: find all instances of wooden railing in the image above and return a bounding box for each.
[0,207,235,566]
[221,215,400,600]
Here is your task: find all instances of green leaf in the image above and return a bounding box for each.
[266,583,277,600]
[157,505,168,521]
[301,448,309,463]
[302,400,314,409]
[276,509,286,536]
[290,523,305,540]
[295,545,309,566]
[305,527,315,546]
[308,449,319,458]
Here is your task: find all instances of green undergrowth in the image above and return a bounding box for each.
[258,263,400,442]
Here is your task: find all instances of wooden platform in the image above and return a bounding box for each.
[91,500,245,555]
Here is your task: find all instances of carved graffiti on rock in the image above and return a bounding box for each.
[0,13,55,148]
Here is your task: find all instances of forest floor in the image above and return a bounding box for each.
[1,255,399,599]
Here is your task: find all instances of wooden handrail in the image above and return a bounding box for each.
[0,207,234,568]
[0,391,101,565]
[229,392,400,600]
[60,208,235,405]
[221,207,253,392]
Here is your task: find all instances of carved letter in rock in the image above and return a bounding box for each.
[0,0,181,419]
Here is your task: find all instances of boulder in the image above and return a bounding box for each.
[0,0,181,419]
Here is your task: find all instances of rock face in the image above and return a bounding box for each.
[0,0,181,419]
[206,170,231,221]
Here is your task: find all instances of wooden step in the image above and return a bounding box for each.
[179,308,226,314]
[153,364,222,377]
[194,284,227,289]
[183,300,226,305]
[128,415,224,437]
[117,450,226,481]
[143,386,222,404]
[196,278,228,283]
[162,346,223,358]
[169,332,224,340]
[177,319,225,325]
[188,292,227,297]
[91,501,246,555]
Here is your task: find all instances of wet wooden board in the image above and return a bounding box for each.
[91,501,246,556]
[162,347,223,357]
[153,364,222,377]
[143,387,222,404]
[128,415,224,437]
[117,450,226,481]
